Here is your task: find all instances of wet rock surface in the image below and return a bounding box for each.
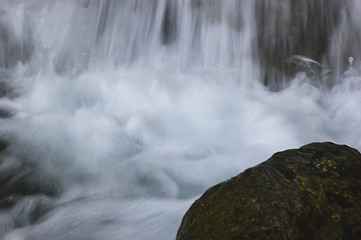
[176,142,361,240]
[255,0,352,88]
[0,141,61,210]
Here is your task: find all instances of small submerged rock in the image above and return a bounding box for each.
[176,142,361,240]
[0,141,61,210]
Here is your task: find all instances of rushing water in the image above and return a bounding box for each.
[0,0,361,239]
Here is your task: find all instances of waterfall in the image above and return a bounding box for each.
[0,0,361,239]
[0,0,257,80]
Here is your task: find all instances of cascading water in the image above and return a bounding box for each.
[0,0,360,239]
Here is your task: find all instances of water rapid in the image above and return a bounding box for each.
[0,0,361,239]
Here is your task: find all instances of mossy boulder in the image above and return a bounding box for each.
[176,142,361,240]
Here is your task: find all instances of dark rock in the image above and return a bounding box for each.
[0,69,13,98]
[161,1,178,45]
[176,142,361,240]
[255,0,355,89]
[0,142,62,209]
[0,10,34,69]
[0,139,7,152]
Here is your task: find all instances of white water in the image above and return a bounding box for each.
[0,1,361,239]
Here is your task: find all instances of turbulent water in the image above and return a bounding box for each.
[0,0,361,239]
